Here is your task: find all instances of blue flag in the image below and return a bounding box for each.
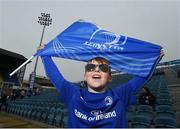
[35,20,162,77]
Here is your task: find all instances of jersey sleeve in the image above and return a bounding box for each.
[41,56,79,105]
[112,76,147,107]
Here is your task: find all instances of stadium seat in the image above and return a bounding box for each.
[54,108,64,127]
[156,110,176,119]
[136,105,153,112]
[156,99,172,105]
[136,110,153,120]
[47,107,56,125]
[126,105,136,112]
[27,107,37,118]
[31,106,41,120]
[35,107,44,121]
[156,94,171,100]
[131,115,151,128]
[22,105,33,117]
[155,105,174,112]
[153,116,177,128]
[19,105,29,116]
[40,107,50,122]
[61,109,68,128]
[126,111,136,122]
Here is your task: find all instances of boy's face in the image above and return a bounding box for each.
[84,59,112,93]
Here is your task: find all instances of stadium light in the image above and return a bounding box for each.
[29,13,52,92]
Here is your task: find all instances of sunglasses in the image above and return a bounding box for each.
[85,64,110,73]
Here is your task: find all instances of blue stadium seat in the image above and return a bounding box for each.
[153,116,177,128]
[40,107,50,122]
[136,105,153,112]
[126,105,136,112]
[22,105,33,117]
[61,109,68,128]
[156,99,172,105]
[136,110,153,120]
[156,94,171,100]
[31,106,41,120]
[18,105,27,116]
[126,111,136,122]
[156,110,176,119]
[126,105,136,123]
[155,105,174,112]
[27,107,37,119]
[35,107,44,121]
[47,107,56,125]
[131,115,151,128]
[54,108,64,127]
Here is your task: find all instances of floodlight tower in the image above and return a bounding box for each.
[29,13,52,90]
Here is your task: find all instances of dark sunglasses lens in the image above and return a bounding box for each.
[85,64,96,72]
[99,64,109,72]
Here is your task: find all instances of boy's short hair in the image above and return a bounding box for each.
[87,57,110,65]
[87,57,111,74]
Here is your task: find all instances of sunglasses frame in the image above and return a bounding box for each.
[85,63,110,73]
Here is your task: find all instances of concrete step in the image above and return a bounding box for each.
[0,111,54,128]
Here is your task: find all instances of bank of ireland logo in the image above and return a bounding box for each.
[105,96,113,106]
[84,29,127,51]
[91,110,102,116]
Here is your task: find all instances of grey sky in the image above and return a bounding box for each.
[1,0,180,82]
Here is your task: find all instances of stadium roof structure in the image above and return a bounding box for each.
[0,48,29,70]
[158,59,180,66]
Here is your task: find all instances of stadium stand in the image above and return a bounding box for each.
[0,48,28,86]
[3,70,179,128]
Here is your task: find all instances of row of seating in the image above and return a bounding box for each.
[126,104,177,128]
[126,74,177,128]
[7,101,67,127]
[6,89,67,127]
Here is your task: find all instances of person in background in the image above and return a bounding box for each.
[139,86,156,107]
[0,93,7,111]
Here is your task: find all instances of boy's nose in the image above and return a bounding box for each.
[94,66,100,72]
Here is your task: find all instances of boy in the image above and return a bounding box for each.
[40,45,163,128]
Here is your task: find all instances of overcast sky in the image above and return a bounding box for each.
[1,0,180,82]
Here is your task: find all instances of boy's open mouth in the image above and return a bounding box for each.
[92,75,101,79]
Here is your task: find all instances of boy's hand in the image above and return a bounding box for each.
[159,49,164,62]
[38,44,45,50]
[160,49,164,58]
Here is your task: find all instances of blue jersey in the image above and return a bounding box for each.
[42,56,148,128]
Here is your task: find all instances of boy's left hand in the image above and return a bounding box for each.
[160,49,164,58]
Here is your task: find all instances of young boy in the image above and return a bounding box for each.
[40,45,163,128]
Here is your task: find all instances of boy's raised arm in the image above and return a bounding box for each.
[127,49,164,93]
[113,49,164,106]
[41,56,79,103]
[41,56,66,92]
[38,44,78,104]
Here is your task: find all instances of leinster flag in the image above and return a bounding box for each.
[35,20,162,77]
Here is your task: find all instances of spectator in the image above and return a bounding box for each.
[10,92,16,101]
[0,93,7,111]
[20,90,26,99]
[35,88,40,95]
[139,86,156,107]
